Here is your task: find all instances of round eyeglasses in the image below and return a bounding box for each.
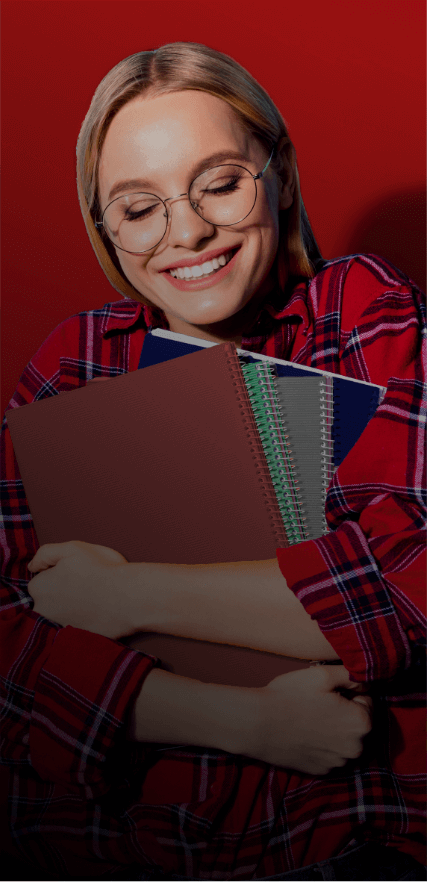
[96,148,275,254]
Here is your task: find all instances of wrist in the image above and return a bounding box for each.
[125,562,178,634]
[219,684,261,757]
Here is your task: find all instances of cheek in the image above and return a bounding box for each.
[116,253,173,309]
[117,252,151,287]
[260,182,281,235]
[253,210,280,265]
[263,204,280,242]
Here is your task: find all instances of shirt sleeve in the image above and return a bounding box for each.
[0,325,157,799]
[276,258,426,682]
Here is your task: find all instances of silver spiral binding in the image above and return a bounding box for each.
[239,361,308,545]
[319,376,334,533]
[225,355,289,546]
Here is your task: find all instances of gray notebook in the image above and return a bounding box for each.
[274,375,334,540]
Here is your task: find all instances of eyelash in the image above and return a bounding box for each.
[125,205,158,222]
[203,178,240,195]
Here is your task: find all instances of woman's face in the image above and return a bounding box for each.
[98,90,293,340]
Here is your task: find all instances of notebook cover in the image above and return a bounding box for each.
[141,330,384,466]
[7,342,289,565]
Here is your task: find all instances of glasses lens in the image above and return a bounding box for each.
[189,165,256,226]
[102,193,167,252]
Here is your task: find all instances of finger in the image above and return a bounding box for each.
[28,542,76,573]
[352,695,373,727]
[352,694,372,709]
[322,666,367,692]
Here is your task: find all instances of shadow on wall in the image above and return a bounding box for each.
[343,187,426,292]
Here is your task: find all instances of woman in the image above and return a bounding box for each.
[1,43,425,881]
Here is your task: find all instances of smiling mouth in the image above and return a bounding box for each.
[167,249,237,280]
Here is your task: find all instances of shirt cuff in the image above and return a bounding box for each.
[29,625,157,799]
[276,520,411,681]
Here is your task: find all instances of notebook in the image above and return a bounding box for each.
[273,374,332,539]
[8,342,292,564]
[7,342,314,686]
[140,329,386,469]
[140,329,386,540]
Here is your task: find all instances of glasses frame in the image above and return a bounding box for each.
[95,147,275,254]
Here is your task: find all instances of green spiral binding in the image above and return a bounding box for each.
[241,362,308,544]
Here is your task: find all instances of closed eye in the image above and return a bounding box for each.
[125,204,159,222]
[203,178,240,196]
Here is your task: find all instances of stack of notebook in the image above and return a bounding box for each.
[139,329,386,542]
[7,337,386,686]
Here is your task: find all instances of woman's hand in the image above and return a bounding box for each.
[248,665,372,775]
[27,540,134,639]
[131,663,372,776]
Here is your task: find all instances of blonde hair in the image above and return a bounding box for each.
[76,42,322,302]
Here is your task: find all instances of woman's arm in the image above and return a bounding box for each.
[126,557,339,659]
[129,664,372,776]
[27,543,373,774]
[0,322,158,800]
[275,256,427,682]
[27,542,375,778]
[28,543,339,660]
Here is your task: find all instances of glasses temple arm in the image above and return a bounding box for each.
[253,145,276,181]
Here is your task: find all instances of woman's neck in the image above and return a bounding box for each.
[166,317,243,347]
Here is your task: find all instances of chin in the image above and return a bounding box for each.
[180,307,248,330]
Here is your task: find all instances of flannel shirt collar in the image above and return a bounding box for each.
[100,300,168,337]
[248,278,310,333]
[100,277,310,340]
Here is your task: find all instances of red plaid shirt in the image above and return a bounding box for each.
[1,254,426,879]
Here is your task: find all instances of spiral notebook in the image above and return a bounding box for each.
[7,341,315,686]
[140,329,386,540]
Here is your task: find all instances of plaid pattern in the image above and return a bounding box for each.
[0,254,425,879]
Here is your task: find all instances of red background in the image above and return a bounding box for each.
[2,0,426,415]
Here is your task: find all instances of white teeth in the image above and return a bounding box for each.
[169,250,234,279]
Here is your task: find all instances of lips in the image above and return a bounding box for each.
[169,250,234,280]
[161,246,240,291]
[160,246,239,273]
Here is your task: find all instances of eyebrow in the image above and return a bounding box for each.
[106,150,251,203]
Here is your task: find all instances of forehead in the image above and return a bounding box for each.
[98,90,254,194]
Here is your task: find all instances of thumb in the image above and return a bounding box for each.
[352,694,373,710]
[28,542,74,573]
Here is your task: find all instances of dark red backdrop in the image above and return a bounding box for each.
[2,0,426,414]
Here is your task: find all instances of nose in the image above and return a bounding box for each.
[165,193,215,248]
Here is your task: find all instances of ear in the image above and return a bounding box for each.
[279,179,294,211]
[276,137,296,210]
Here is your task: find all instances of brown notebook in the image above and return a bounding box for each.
[7,342,312,684]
